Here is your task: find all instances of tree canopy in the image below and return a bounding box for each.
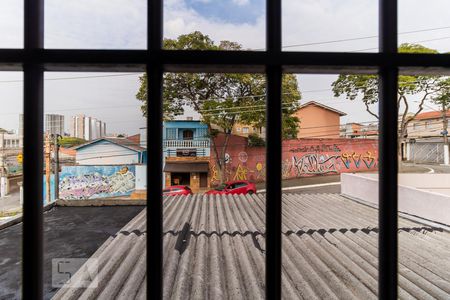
[136,31,302,183]
[136,31,301,139]
[332,43,445,144]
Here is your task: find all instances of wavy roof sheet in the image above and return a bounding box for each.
[53,193,450,300]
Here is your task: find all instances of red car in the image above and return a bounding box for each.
[163,185,193,196]
[205,180,256,195]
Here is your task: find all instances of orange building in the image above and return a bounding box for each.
[294,101,346,138]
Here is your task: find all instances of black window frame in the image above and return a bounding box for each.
[1,0,448,299]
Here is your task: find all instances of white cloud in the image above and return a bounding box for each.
[164,0,265,49]
[232,0,250,6]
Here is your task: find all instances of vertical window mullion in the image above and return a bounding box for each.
[23,0,44,299]
[378,0,398,299]
[266,0,283,299]
[147,0,164,299]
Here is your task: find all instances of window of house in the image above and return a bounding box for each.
[182,129,194,140]
[242,127,249,134]
[166,128,177,140]
[237,127,241,132]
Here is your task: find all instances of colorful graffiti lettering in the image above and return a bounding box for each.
[341,152,362,169]
[233,164,248,181]
[363,151,376,168]
[59,166,136,200]
[290,144,341,153]
[341,151,376,169]
[281,159,292,179]
[255,162,266,180]
[210,164,219,183]
[292,154,340,175]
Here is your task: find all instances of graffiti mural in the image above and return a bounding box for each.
[233,164,248,181]
[59,165,136,200]
[292,154,340,175]
[255,162,266,180]
[362,151,377,168]
[281,159,292,179]
[290,144,341,153]
[210,137,379,185]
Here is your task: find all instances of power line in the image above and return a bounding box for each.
[253,25,450,50]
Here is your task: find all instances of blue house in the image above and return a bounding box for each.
[162,120,211,192]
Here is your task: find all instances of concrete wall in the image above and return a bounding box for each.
[135,165,147,190]
[211,135,378,185]
[341,173,450,225]
[58,165,136,200]
[76,141,139,165]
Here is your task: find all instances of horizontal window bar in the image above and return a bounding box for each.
[0,50,449,73]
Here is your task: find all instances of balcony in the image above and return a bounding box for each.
[163,139,210,148]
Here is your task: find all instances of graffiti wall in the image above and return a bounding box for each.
[59,165,136,200]
[210,136,378,185]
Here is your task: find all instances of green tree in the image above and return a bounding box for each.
[431,77,450,144]
[59,137,86,148]
[332,43,443,157]
[136,31,301,183]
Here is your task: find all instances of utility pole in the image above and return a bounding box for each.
[53,134,60,200]
[44,133,52,203]
[442,103,449,165]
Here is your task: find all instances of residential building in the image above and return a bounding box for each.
[341,122,379,139]
[231,123,265,138]
[294,101,346,138]
[70,114,106,141]
[162,120,210,192]
[406,110,449,139]
[230,101,346,139]
[74,138,146,165]
[44,114,64,136]
[70,114,85,139]
[0,129,20,149]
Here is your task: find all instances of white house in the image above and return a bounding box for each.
[74,138,146,165]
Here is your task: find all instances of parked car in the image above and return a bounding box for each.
[163,185,193,196]
[205,180,256,195]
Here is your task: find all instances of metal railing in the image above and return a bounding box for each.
[163,139,210,148]
[166,148,208,157]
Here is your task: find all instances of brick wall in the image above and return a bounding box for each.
[210,135,378,185]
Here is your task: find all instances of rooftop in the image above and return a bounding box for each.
[0,206,144,299]
[414,110,450,121]
[74,137,146,153]
[54,193,450,299]
[299,101,347,116]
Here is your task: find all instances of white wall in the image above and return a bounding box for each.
[135,165,147,190]
[76,142,139,165]
[341,173,450,225]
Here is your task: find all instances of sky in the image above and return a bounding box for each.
[0,0,449,135]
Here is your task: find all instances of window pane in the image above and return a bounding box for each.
[163,71,266,296]
[45,0,146,49]
[282,73,381,297]
[0,1,23,48]
[399,0,450,54]
[43,72,146,298]
[282,0,378,52]
[0,72,23,298]
[396,71,450,295]
[164,0,265,50]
